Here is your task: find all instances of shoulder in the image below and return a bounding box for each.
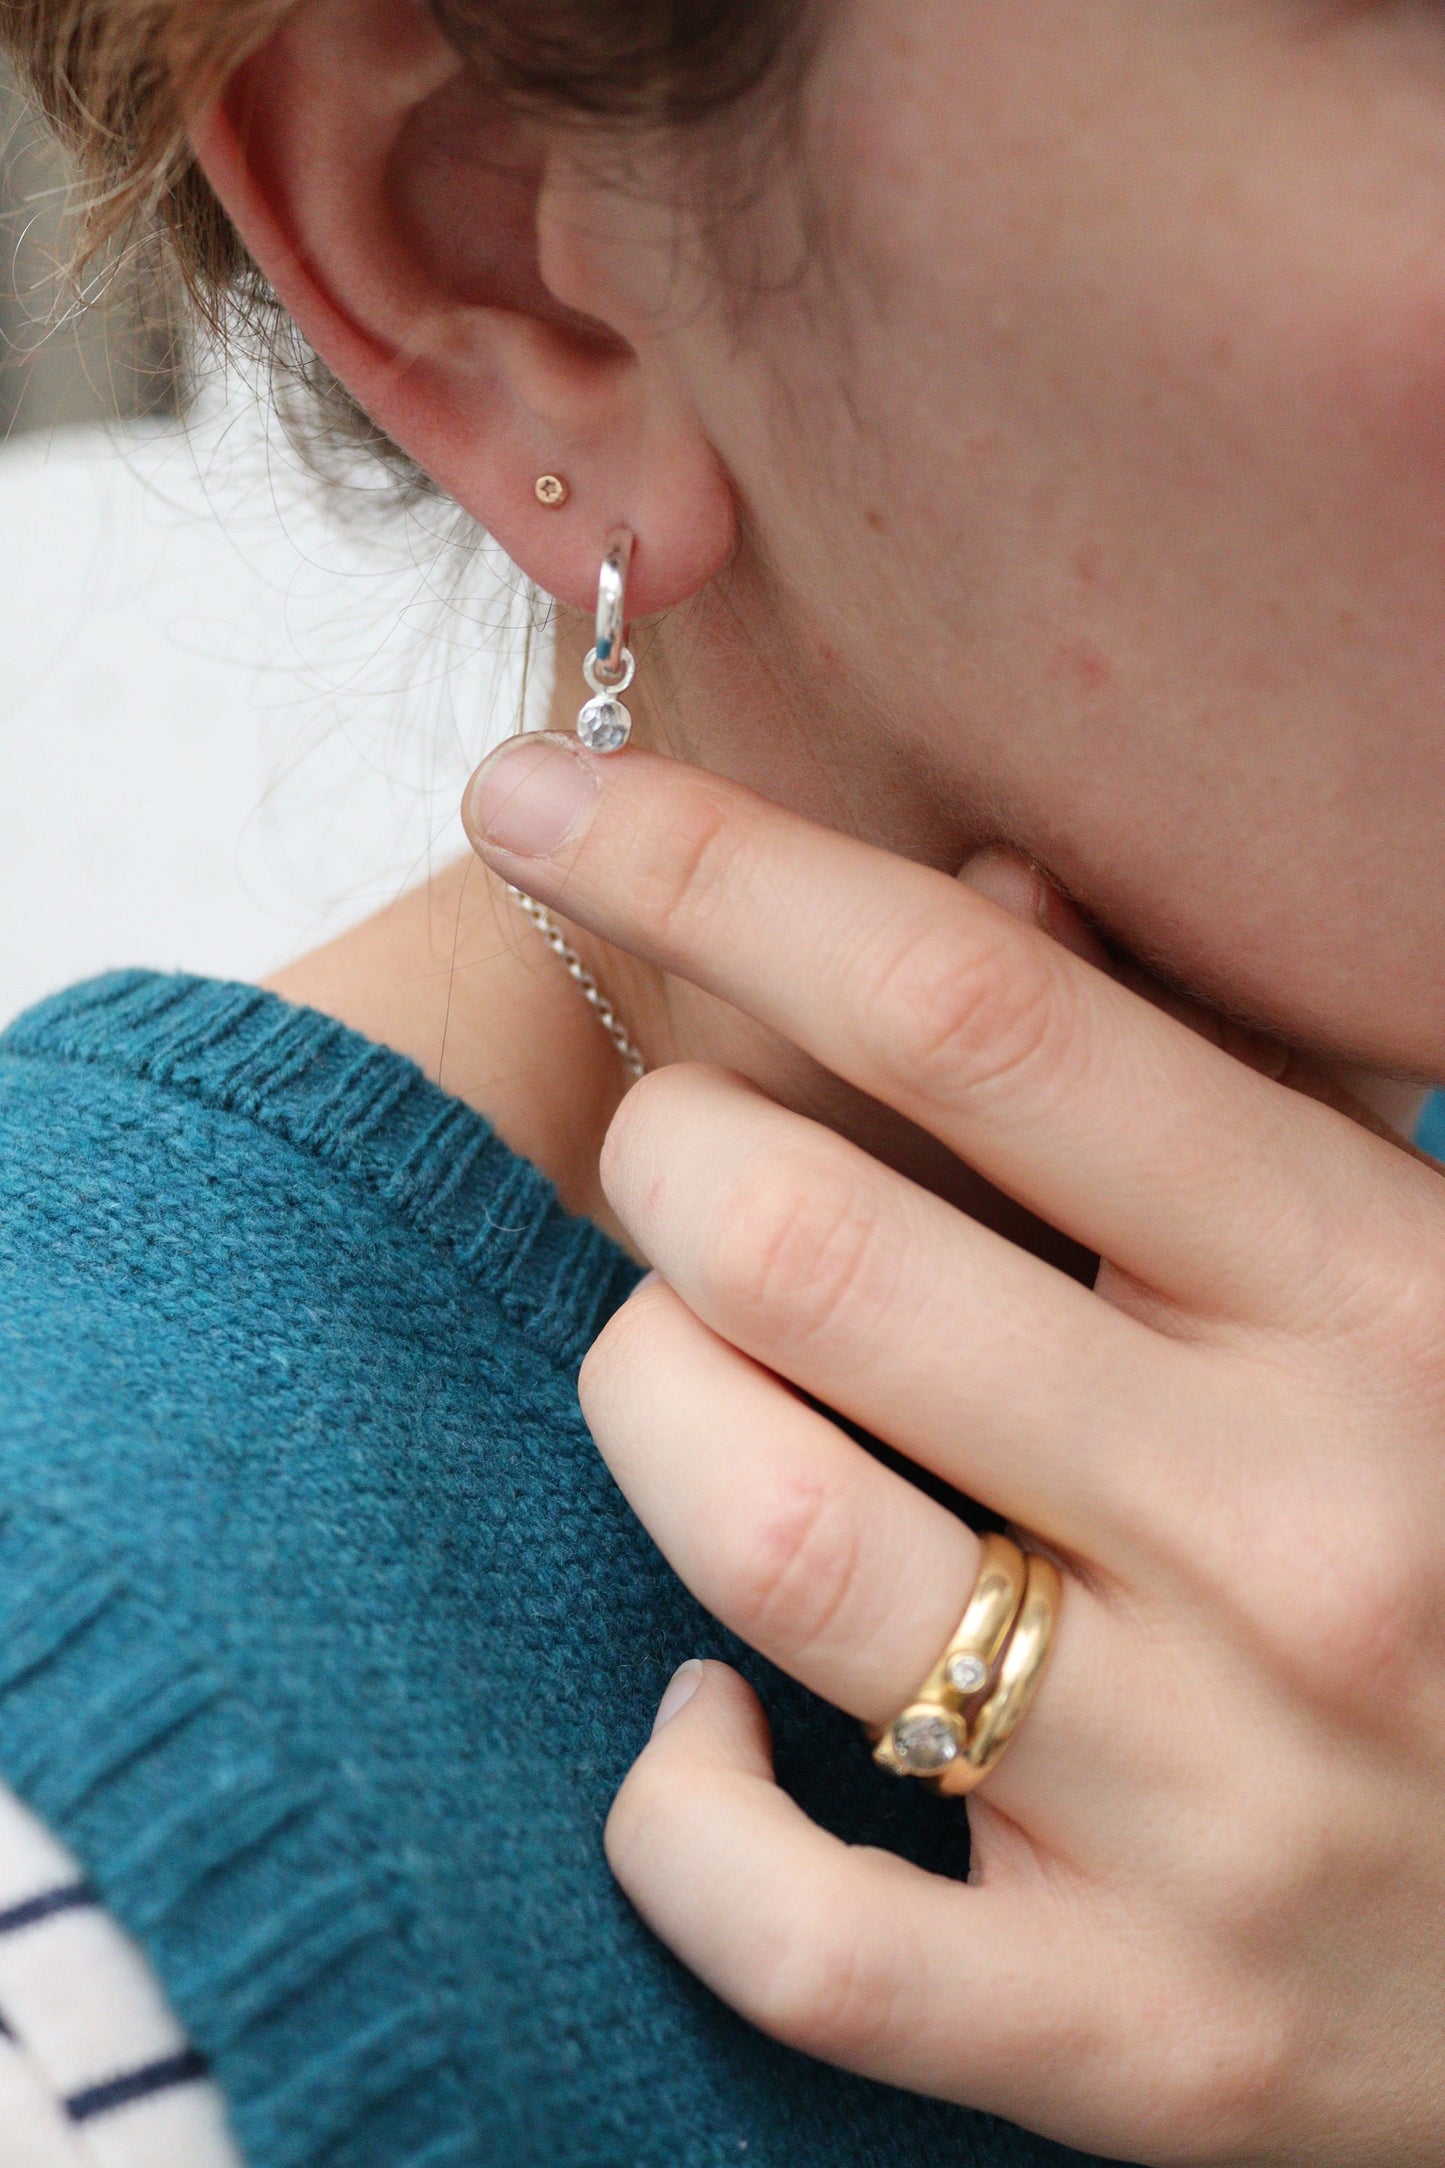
[0,968,638,1370]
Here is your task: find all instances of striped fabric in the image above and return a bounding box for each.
[0,1781,241,2167]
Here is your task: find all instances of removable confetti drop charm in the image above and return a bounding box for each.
[577,530,635,753]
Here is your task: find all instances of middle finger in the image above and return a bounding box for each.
[602,1061,1183,1561]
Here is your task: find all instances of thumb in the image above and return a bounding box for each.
[956,846,1113,970]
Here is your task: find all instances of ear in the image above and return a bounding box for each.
[188,0,737,615]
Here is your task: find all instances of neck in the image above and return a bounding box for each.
[266,604,1429,1262]
[265,847,638,1245]
[262,595,975,1252]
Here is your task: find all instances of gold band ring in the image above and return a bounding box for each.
[870,1537,1061,1795]
[936,1552,1062,1796]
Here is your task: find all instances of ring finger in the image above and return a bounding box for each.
[582,1275,1144,1847]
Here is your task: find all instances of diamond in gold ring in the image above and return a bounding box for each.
[890,1708,964,1776]
[946,1651,990,1695]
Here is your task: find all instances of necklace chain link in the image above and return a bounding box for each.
[507,885,647,1082]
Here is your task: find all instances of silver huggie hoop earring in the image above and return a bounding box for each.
[577,530,636,753]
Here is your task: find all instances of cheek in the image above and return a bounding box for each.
[811,296,1445,1066]
[1329,282,1445,552]
[869,187,1445,1059]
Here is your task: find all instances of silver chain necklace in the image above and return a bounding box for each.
[506,884,646,1081]
[504,530,649,1082]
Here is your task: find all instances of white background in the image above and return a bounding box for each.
[0,381,546,1024]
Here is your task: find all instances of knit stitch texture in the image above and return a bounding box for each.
[0,971,1110,2168]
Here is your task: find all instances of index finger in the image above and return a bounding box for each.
[464,733,1425,1321]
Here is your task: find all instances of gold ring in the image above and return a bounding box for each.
[871,1532,1027,1780]
[870,1538,1061,1795]
[936,1552,1061,1796]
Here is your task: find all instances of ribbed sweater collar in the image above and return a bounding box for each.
[1,969,641,1369]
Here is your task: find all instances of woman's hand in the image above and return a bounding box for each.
[466,733,1445,2168]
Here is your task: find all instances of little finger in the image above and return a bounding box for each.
[607,1658,1163,2158]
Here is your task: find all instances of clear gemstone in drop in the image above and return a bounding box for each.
[891,1710,961,1775]
[577,695,632,753]
[946,1653,989,1696]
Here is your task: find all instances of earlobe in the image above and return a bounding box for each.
[187,0,736,616]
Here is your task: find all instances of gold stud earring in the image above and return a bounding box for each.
[534,474,570,508]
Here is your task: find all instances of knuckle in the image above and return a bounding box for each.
[1287,1169,1445,1357]
[577,1279,667,1428]
[603,1751,703,1896]
[1206,1801,1339,1937]
[1316,1216,1445,1357]
[1321,1552,1425,1695]
[748,1879,904,2065]
[869,916,1074,1108]
[1368,1233,1445,1374]
[1265,1505,1438,1713]
[606,1779,906,2071]
[1101,1957,1295,2158]
[703,1146,887,1347]
[629,785,745,958]
[603,1748,672,1863]
[597,1062,673,1196]
[726,1467,862,1661]
[1153,1997,1294,2157]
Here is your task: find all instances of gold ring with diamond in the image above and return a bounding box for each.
[870,1536,1060,1797]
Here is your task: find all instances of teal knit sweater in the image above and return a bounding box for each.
[0,971,1104,2168]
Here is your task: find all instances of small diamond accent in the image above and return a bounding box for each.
[892,1710,961,1775]
[946,1653,989,1696]
[577,694,632,753]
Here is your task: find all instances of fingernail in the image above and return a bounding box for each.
[466,733,600,862]
[957,845,1047,925]
[652,1658,703,1734]
[959,845,1112,969]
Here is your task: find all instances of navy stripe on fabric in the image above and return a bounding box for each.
[0,1879,97,1935]
[66,2045,211,2122]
